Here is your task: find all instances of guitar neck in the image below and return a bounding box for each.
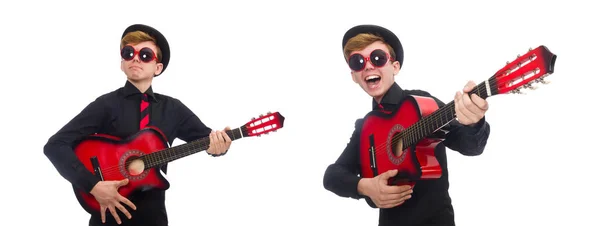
[400,79,498,148]
[142,127,246,168]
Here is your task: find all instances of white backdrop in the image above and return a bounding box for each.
[1,0,598,225]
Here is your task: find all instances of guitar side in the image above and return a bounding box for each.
[72,127,170,214]
[359,95,443,187]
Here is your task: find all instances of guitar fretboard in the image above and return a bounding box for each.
[140,127,246,168]
[399,79,498,148]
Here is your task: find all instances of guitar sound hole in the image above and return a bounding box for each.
[391,133,404,157]
[125,157,146,176]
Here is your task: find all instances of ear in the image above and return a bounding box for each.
[392,61,401,76]
[120,60,125,72]
[350,71,358,83]
[154,63,164,76]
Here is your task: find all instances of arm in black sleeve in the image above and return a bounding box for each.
[43,97,106,192]
[428,93,491,156]
[323,119,367,200]
[173,99,220,156]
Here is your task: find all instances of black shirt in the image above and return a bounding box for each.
[44,80,215,226]
[323,82,491,226]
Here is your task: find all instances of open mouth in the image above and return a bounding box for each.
[365,75,381,85]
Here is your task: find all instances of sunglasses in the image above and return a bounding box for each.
[348,49,392,72]
[120,45,158,63]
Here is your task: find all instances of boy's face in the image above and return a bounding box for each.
[349,41,400,103]
[120,41,163,81]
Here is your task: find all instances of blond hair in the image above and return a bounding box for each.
[343,33,396,62]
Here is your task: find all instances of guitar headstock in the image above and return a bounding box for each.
[490,45,557,95]
[242,111,285,137]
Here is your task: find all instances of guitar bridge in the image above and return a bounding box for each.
[368,134,378,177]
[90,156,104,181]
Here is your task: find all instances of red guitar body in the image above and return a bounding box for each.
[359,95,443,187]
[73,127,170,214]
[69,111,285,215]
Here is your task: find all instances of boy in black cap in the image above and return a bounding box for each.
[44,24,232,226]
[323,24,492,226]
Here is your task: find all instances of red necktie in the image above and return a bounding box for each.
[140,94,149,130]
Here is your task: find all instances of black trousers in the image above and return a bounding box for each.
[88,190,168,226]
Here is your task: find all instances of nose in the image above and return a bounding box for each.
[364,59,376,71]
[132,54,141,63]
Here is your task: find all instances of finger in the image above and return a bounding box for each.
[385,199,407,208]
[377,170,397,185]
[384,187,414,199]
[461,93,481,122]
[219,130,231,149]
[463,80,476,92]
[101,206,107,223]
[208,131,216,153]
[456,92,477,124]
[454,92,467,124]
[380,190,413,206]
[115,203,132,219]
[219,131,230,153]
[224,126,231,131]
[462,93,480,115]
[379,197,406,208]
[470,93,489,110]
[382,184,412,194]
[215,131,225,153]
[109,206,122,224]
[222,130,232,142]
[117,179,129,187]
[119,196,137,210]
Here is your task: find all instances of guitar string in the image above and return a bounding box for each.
[368,78,498,160]
[371,68,545,161]
[366,77,508,160]
[83,126,249,177]
[87,132,219,176]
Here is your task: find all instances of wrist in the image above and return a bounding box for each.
[89,181,101,195]
[357,178,372,197]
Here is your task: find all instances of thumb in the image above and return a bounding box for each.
[382,169,398,179]
[117,178,129,187]
[224,126,231,130]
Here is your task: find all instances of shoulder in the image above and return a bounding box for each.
[154,92,182,105]
[153,93,192,113]
[404,89,435,98]
[92,87,122,105]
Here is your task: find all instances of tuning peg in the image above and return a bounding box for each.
[510,88,524,94]
[534,78,550,84]
[525,83,537,90]
[540,78,550,84]
[251,117,256,120]
[529,47,533,51]
[267,111,272,114]
[259,114,264,117]
[517,54,521,59]
[506,61,510,65]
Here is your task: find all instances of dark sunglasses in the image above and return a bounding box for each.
[120,45,157,63]
[348,49,392,72]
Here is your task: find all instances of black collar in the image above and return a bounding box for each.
[372,82,405,110]
[123,80,158,102]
